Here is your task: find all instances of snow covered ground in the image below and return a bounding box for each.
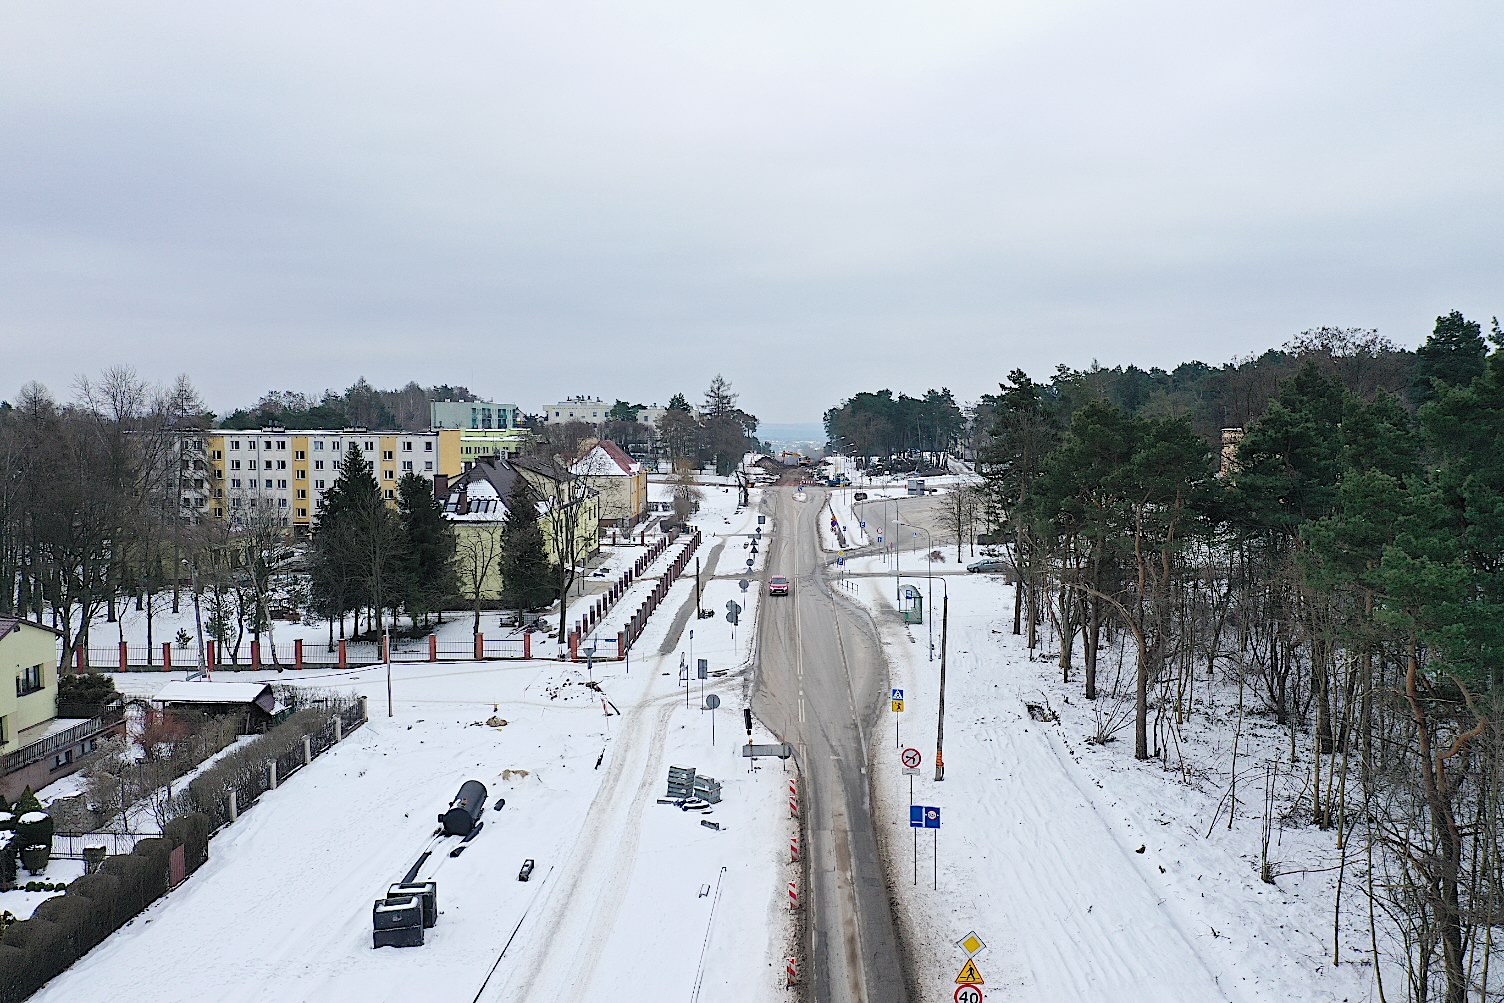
[844,554,1390,1002]
[29,487,798,1003]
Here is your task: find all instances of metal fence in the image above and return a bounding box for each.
[52,831,143,859]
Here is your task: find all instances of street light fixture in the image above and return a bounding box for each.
[901,572,950,782]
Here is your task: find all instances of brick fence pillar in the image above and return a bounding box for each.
[294,638,304,669]
[523,631,531,659]
[338,639,347,668]
[250,640,261,668]
[162,643,172,671]
[429,634,438,661]
[475,634,484,660]
[119,641,128,670]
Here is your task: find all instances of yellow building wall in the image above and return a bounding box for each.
[0,624,61,754]
[291,435,312,528]
[206,432,227,520]
[437,429,463,477]
[378,435,398,498]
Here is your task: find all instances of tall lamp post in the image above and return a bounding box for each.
[182,559,207,679]
[900,572,949,780]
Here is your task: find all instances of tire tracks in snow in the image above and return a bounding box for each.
[488,695,677,1003]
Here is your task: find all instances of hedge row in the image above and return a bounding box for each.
[184,707,349,829]
[0,812,212,1003]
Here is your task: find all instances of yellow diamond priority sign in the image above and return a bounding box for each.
[956,958,984,985]
[957,930,986,956]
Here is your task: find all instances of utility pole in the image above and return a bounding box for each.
[935,594,948,781]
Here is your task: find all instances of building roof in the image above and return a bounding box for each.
[0,616,62,642]
[156,681,274,705]
[571,440,641,477]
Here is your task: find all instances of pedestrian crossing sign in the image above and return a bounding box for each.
[956,958,984,984]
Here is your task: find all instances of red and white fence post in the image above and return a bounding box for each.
[785,957,799,988]
[788,881,799,911]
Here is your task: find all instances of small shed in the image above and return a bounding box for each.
[898,585,924,625]
[154,681,284,734]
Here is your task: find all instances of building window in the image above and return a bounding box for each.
[383,470,394,480]
[230,460,241,471]
[384,489,395,500]
[296,507,308,518]
[297,489,307,499]
[277,479,288,489]
[52,750,73,770]
[402,441,412,451]
[213,507,223,518]
[425,442,433,452]
[231,478,242,489]
[314,460,325,470]
[277,460,287,470]
[278,498,288,508]
[230,497,242,509]
[262,479,271,489]
[313,441,324,451]
[263,440,272,450]
[17,663,44,696]
[424,461,433,471]
[295,450,305,460]
[248,459,258,471]
[365,441,375,451]
[276,440,286,450]
[316,480,325,489]
[401,461,413,471]
[382,450,393,461]
[230,440,240,450]
[295,469,306,480]
[211,449,222,460]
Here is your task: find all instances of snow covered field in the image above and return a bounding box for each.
[845,554,1389,1002]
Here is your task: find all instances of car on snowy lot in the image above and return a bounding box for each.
[852,491,868,501]
[966,559,1012,575]
[518,858,535,881]
[768,575,790,596]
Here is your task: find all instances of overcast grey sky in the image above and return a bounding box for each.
[3,3,1500,423]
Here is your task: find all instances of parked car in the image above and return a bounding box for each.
[768,575,790,596]
[518,858,535,881]
[966,559,1012,574]
[852,491,868,501]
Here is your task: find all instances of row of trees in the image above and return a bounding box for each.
[220,379,481,432]
[823,388,966,460]
[0,369,212,668]
[976,311,1501,1003]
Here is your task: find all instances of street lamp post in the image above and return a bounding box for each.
[182,559,207,679]
[583,643,597,683]
[900,572,949,779]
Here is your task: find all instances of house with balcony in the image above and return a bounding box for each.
[0,618,126,800]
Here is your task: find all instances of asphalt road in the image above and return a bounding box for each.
[754,486,910,1003]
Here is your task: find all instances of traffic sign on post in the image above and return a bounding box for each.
[908,805,924,828]
[956,958,984,984]
[739,579,749,592]
[901,747,921,770]
[924,806,942,828]
[955,985,983,1003]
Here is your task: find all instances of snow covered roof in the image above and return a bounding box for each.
[156,681,274,705]
[571,441,641,477]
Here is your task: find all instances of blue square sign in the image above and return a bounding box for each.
[891,688,903,701]
[923,806,941,829]
[909,805,923,828]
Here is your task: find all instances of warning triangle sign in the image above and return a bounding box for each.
[956,958,984,984]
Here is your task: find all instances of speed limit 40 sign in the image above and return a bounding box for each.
[955,986,983,1003]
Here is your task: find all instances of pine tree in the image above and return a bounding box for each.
[499,475,555,610]
[1410,310,1487,408]
[397,472,456,629]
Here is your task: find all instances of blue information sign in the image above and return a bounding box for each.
[923,806,941,829]
[892,688,903,701]
[909,805,924,828]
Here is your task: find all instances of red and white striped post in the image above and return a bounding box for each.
[788,881,799,911]
[785,957,799,987]
[790,834,799,862]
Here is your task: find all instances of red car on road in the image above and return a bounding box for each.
[768,575,790,596]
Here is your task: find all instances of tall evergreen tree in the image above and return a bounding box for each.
[499,475,555,610]
[397,472,456,629]
[1410,310,1487,408]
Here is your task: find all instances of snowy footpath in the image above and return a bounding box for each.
[844,556,1385,1003]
